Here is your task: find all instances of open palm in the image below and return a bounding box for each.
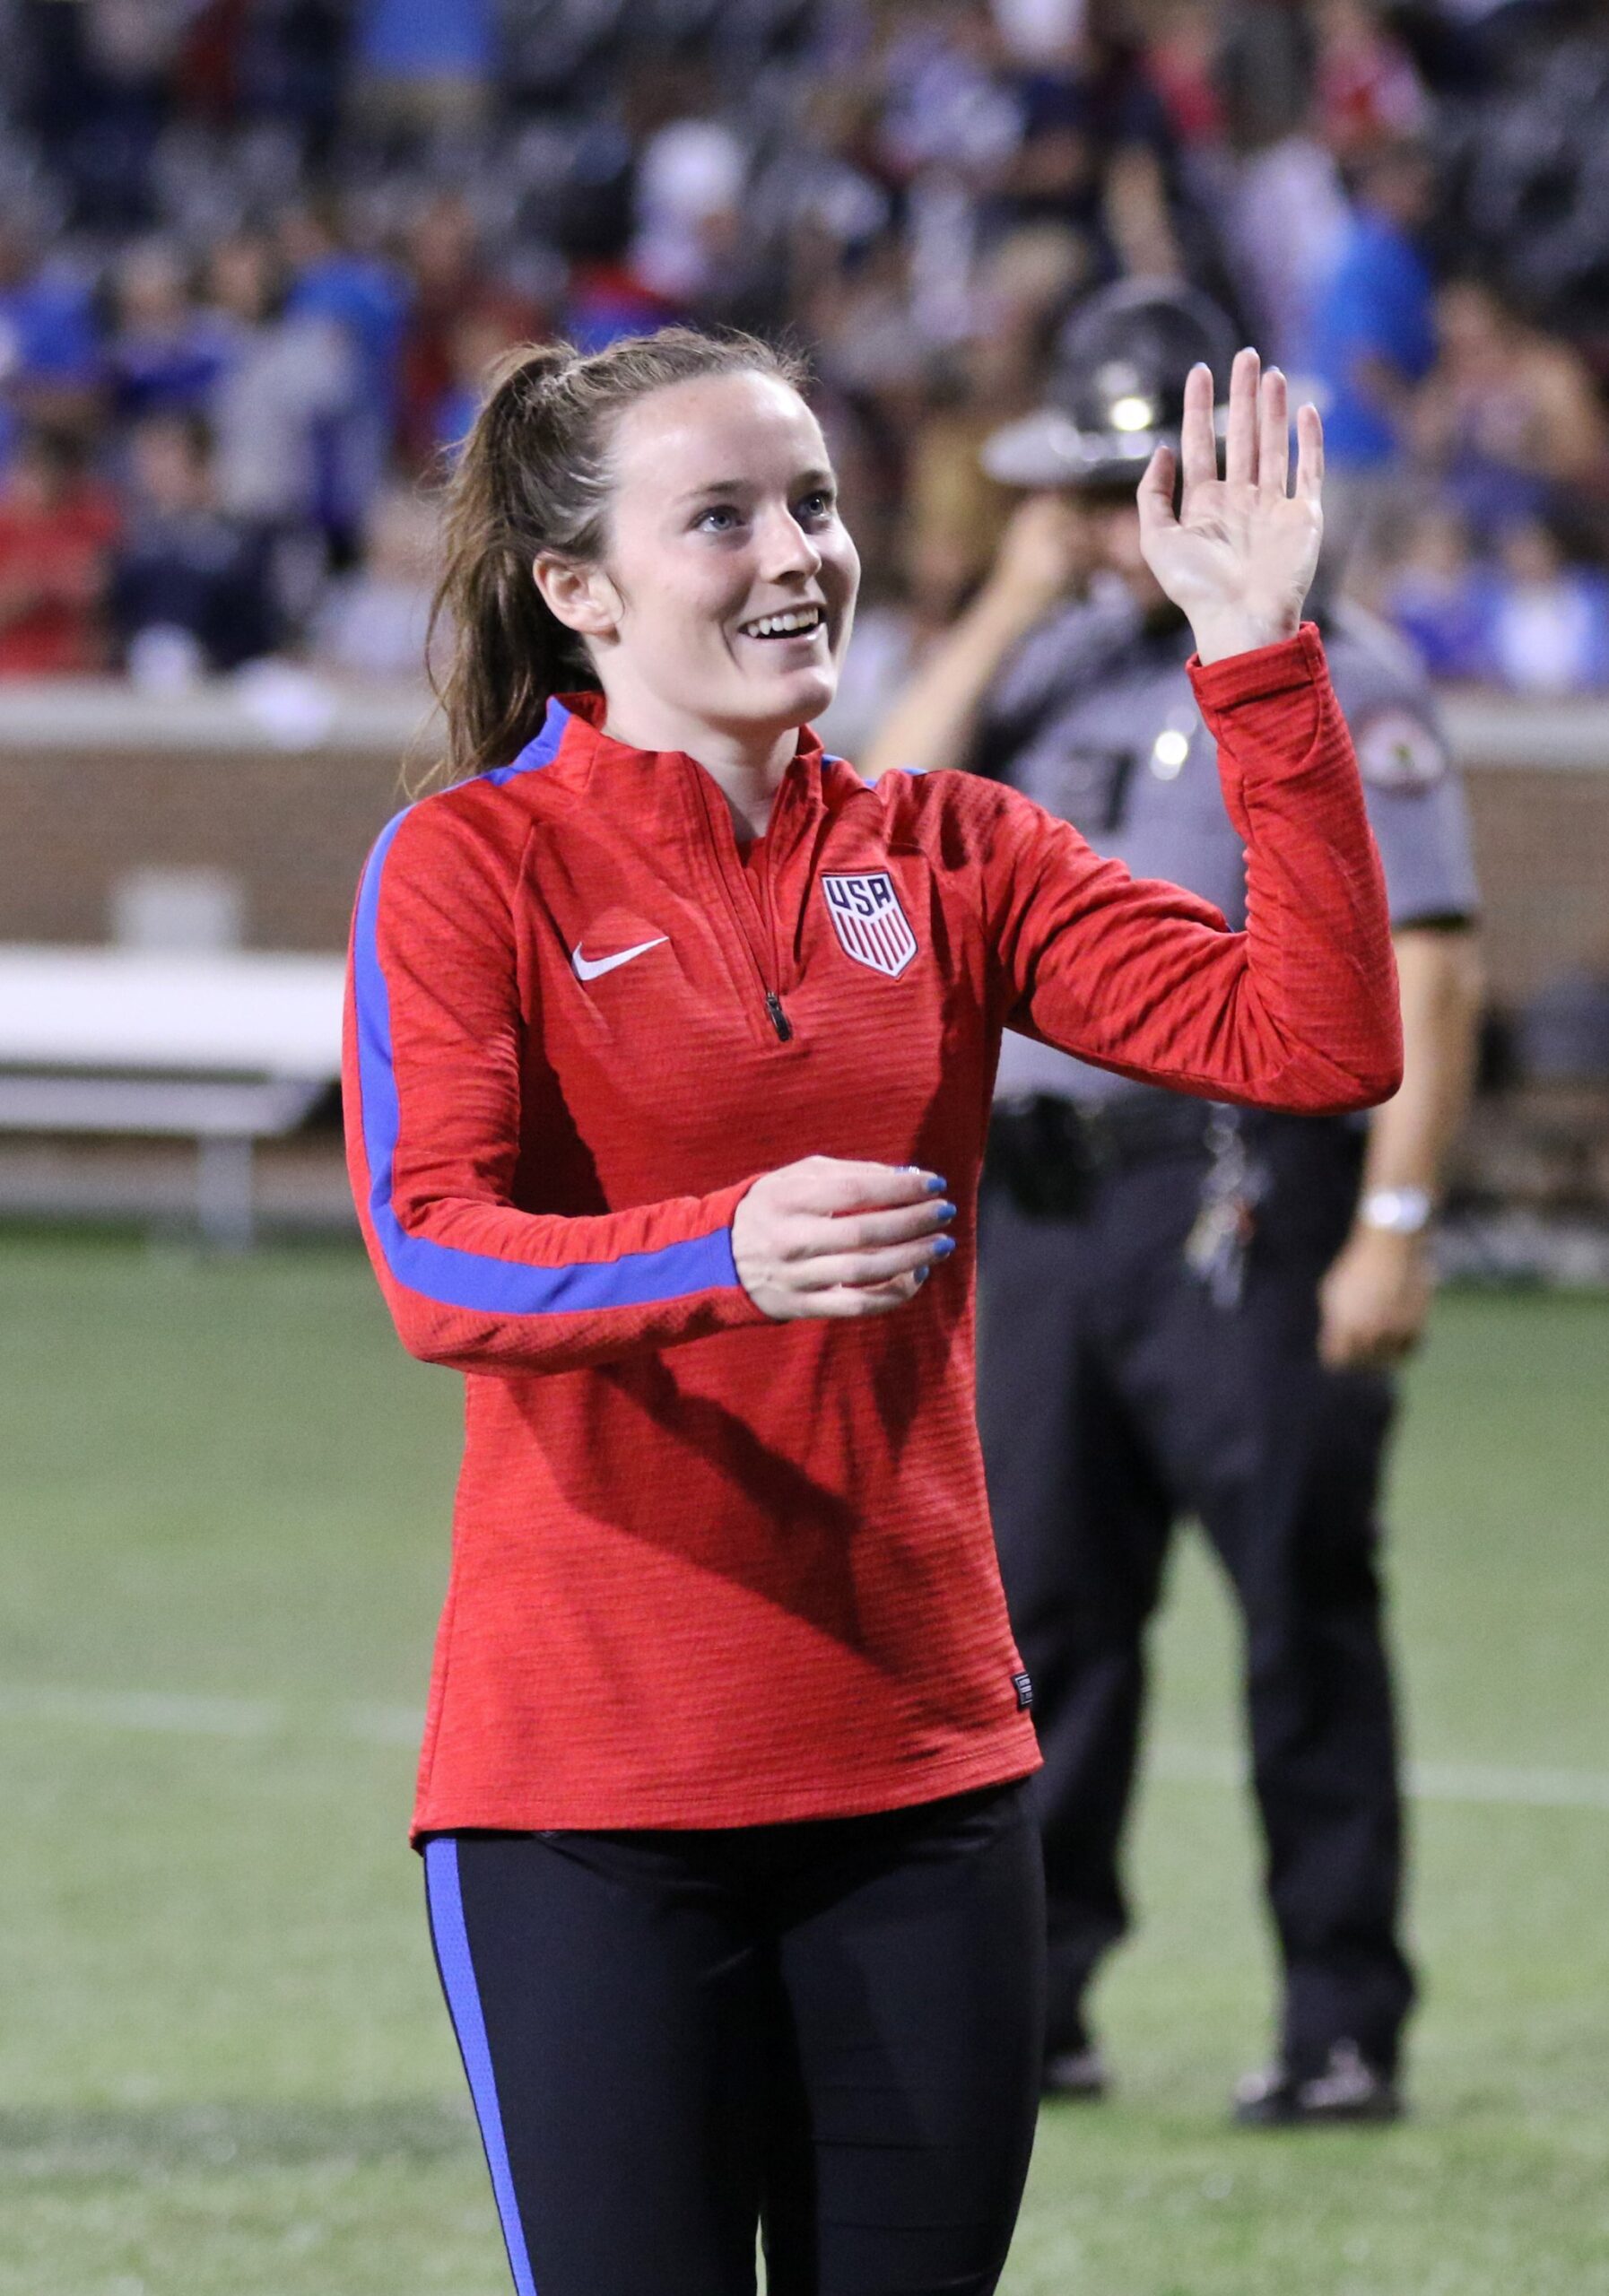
[1137,351,1325,666]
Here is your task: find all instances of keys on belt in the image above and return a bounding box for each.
[1183,1109,1268,1309]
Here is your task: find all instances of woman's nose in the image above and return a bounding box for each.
[758,505,822,580]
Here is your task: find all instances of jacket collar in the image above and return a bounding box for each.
[556,688,826,778]
[499,691,864,839]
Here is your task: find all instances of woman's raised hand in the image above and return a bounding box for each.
[732,1157,956,1320]
[1136,350,1324,665]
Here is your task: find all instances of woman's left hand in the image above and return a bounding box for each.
[1136,350,1325,665]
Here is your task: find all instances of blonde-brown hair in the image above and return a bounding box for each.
[425,327,810,787]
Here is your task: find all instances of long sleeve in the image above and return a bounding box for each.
[983,625,1403,1112]
[343,791,769,1375]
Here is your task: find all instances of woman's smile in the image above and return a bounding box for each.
[735,602,828,644]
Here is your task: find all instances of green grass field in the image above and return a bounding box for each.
[3,1234,1606,2295]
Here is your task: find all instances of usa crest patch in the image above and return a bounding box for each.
[822,871,918,978]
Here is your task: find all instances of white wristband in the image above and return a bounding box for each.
[1359,1187,1433,1236]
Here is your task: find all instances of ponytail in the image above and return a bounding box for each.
[422,328,809,788]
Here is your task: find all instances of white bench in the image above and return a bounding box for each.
[0,946,346,1247]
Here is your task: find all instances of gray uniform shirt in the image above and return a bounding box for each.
[975,588,1481,1108]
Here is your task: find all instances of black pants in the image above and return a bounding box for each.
[424,1781,1045,2296]
[977,1116,1415,2075]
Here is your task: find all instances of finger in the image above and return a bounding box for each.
[793,1237,953,1292]
[780,1201,953,1259]
[1178,362,1217,496]
[781,1160,944,1214]
[1258,366,1290,500]
[1135,444,1176,545]
[1293,400,1325,504]
[831,1201,955,1250]
[1224,345,1259,490]
[804,1278,922,1319]
[847,1268,928,1307]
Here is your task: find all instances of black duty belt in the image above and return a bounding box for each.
[986,1092,1217,1220]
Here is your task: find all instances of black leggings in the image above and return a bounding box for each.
[424,1780,1045,2296]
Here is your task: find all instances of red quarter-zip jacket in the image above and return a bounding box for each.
[344,626,1400,1837]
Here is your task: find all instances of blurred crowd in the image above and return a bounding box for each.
[2,0,1608,699]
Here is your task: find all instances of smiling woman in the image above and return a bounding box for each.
[424,330,851,811]
[344,326,1401,2295]
[527,362,857,829]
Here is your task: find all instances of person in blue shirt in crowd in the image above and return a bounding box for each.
[1479,511,1609,694]
[1378,503,1491,680]
[0,218,100,472]
[278,199,410,564]
[866,281,1485,2126]
[1380,501,1609,692]
[103,242,232,424]
[352,0,497,115]
[1304,137,1439,566]
[109,409,278,677]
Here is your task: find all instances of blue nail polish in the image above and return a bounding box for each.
[925,1174,948,1195]
[914,1266,930,1286]
[934,1202,956,1223]
[932,1235,956,1258]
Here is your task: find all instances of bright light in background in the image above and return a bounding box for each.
[1152,727,1190,778]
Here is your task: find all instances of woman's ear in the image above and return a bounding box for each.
[535,554,622,640]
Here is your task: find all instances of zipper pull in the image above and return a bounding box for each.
[765,990,793,1042]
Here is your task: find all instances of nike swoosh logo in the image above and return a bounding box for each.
[571,936,668,982]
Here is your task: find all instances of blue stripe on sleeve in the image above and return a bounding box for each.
[424,1839,540,2296]
[352,699,744,1318]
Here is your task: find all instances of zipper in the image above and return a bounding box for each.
[686,762,797,1048]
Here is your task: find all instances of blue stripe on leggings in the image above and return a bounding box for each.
[425,1837,539,2296]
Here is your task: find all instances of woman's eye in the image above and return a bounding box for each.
[697,505,742,534]
[797,491,835,522]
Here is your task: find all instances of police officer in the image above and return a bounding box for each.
[865,281,1483,2124]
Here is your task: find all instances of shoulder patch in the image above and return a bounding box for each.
[1354,708,1448,792]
